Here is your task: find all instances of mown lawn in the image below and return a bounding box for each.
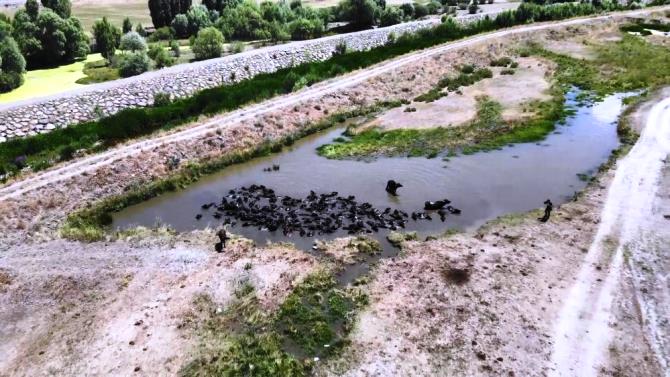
[0,53,103,104]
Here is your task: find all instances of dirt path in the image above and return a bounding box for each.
[549,95,670,376]
[1,7,667,202]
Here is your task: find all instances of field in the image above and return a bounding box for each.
[0,53,103,104]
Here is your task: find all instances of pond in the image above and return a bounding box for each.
[114,91,626,259]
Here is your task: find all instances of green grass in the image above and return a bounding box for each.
[181,270,367,376]
[76,59,121,84]
[414,67,493,102]
[317,95,536,159]
[0,53,103,104]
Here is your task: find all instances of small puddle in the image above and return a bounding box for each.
[114,91,627,282]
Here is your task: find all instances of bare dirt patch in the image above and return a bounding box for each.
[0,233,319,376]
[375,57,554,130]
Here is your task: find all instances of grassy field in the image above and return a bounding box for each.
[0,53,103,104]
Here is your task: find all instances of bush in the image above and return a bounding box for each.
[171,13,189,37]
[468,0,478,14]
[147,43,163,60]
[0,37,26,90]
[153,92,172,106]
[119,31,147,52]
[333,41,347,56]
[153,47,175,68]
[192,26,224,60]
[230,40,244,53]
[118,52,149,77]
[0,71,24,92]
[135,23,147,36]
[400,3,414,18]
[122,17,133,33]
[426,0,441,14]
[413,2,429,18]
[170,40,181,57]
[148,26,174,41]
[380,6,403,26]
[186,4,212,35]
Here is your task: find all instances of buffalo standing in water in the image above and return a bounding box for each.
[386,180,403,196]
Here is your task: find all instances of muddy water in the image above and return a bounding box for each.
[114,92,626,271]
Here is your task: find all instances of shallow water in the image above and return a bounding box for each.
[114,91,625,263]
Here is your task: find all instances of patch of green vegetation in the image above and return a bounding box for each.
[386,231,418,246]
[276,270,356,357]
[318,95,517,159]
[181,270,366,377]
[414,67,493,102]
[535,35,670,98]
[489,56,514,67]
[347,236,382,255]
[76,60,120,84]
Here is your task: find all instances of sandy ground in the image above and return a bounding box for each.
[0,231,319,376]
[375,56,553,130]
[1,10,669,377]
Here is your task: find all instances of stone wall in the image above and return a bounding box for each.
[0,14,491,143]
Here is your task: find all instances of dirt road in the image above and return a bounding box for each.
[550,95,670,376]
[1,7,667,202]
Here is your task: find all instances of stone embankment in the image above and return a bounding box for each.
[0,14,494,143]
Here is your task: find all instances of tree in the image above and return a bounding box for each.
[41,0,71,18]
[93,17,121,60]
[186,4,212,35]
[202,0,242,12]
[343,0,380,28]
[118,52,149,77]
[413,1,428,17]
[12,1,87,67]
[119,31,147,52]
[380,6,402,26]
[25,0,39,19]
[122,17,133,33]
[135,23,147,36]
[399,2,414,18]
[288,17,323,40]
[192,26,223,60]
[171,14,189,37]
[468,0,478,14]
[0,34,26,92]
[148,0,193,28]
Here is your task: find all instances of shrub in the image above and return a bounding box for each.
[426,0,441,14]
[153,92,172,106]
[118,52,149,77]
[171,13,189,37]
[333,41,347,56]
[230,40,244,53]
[192,26,224,60]
[413,2,429,18]
[135,23,147,36]
[0,36,26,92]
[122,17,133,33]
[380,6,403,26]
[148,26,174,41]
[147,43,163,60]
[119,31,147,52]
[468,0,478,14]
[400,3,414,18]
[186,4,212,35]
[153,47,175,68]
[170,40,181,57]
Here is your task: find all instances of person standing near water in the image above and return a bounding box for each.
[539,199,553,222]
[215,228,230,252]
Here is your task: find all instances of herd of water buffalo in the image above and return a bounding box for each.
[195,182,461,239]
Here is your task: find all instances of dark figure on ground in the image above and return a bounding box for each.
[215,228,230,252]
[539,199,553,222]
[386,180,403,196]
